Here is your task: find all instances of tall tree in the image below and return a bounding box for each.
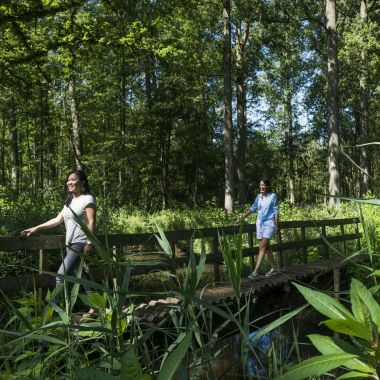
[68,76,83,169]
[118,48,127,186]
[0,110,5,183]
[326,0,340,205]
[359,0,369,196]
[1,0,379,208]
[235,17,249,206]
[8,96,20,192]
[223,0,234,212]
[285,83,295,204]
[257,0,312,204]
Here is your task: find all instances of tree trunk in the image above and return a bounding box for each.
[145,53,157,210]
[40,85,56,187]
[119,49,127,186]
[286,90,295,204]
[223,0,234,212]
[68,77,83,169]
[159,123,171,210]
[39,85,53,188]
[326,0,340,206]
[359,0,369,196]
[236,19,249,206]
[9,97,20,192]
[0,111,5,184]
[145,54,154,109]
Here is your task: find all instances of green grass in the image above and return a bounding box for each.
[0,225,310,379]
[1,193,380,378]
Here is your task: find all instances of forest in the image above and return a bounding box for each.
[1,1,380,379]
[1,0,379,211]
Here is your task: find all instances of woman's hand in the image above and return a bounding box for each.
[84,243,93,255]
[20,212,64,238]
[20,227,38,237]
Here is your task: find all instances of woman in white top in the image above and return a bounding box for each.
[21,169,96,305]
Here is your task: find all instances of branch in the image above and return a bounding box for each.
[0,0,87,24]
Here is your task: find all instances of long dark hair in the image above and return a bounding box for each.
[64,169,91,207]
[260,178,272,188]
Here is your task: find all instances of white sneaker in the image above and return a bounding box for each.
[248,271,259,279]
[265,268,276,277]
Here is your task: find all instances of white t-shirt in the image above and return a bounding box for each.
[63,194,96,245]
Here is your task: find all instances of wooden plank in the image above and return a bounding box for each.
[0,274,55,294]
[279,218,360,229]
[0,217,359,251]
[268,233,361,252]
[0,235,65,251]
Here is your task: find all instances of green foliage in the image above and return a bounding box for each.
[276,278,380,380]
[120,349,142,380]
[157,332,193,380]
[275,353,360,380]
[220,223,243,301]
[0,197,375,283]
[0,223,315,379]
[1,0,380,211]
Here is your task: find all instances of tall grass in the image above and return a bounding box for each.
[1,190,378,378]
[0,220,312,379]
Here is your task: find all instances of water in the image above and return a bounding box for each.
[175,307,327,379]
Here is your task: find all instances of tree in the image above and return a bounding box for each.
[359,0,370,196]
[68,76,83,169]
[326,0,341,205]
[223,0,234,212]
[0,0,379,209]
[235,19,248,206]
[8,96,20,192]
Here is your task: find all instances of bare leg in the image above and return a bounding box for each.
[266,246,276,268]
[254,238,270,273]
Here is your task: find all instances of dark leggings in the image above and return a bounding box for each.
[55,242,92,301]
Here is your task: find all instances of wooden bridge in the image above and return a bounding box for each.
[0,217,363,322]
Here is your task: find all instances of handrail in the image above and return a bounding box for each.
[0,217,361,251]
[0,217,362,294]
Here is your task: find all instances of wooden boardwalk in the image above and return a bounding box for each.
[198,258,342,303]
[0,217,364,323]
[133,256,356,323]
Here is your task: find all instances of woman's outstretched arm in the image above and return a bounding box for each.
[21,211,64,237]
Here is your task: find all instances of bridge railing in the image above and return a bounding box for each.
[0,217,362,294]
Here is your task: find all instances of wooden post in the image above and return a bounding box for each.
[213,237,221,282]
[355,221,361,251]
[322,226,329,258]
[248,230,254,272]
[170,242,176,262]
[277,227,283,268]
[333,268,340,338]
[301,226,307,264]
[340,224,347,255]
[170,241,177,284]
[39,249,49,298]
